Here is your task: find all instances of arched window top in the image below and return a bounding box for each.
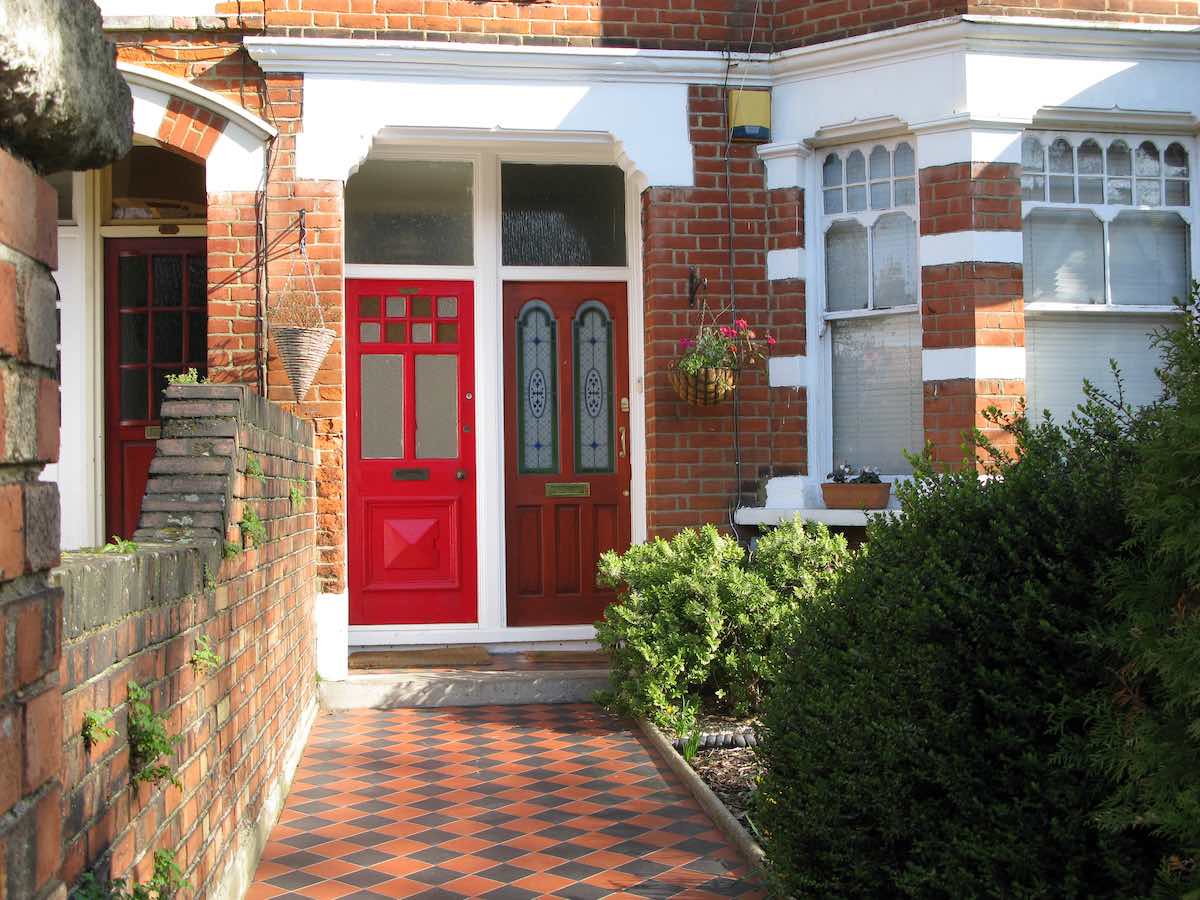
[107,143,206,223]
[846,150,866,184]
[1165,142,1189,177]
[823,153,843,188]
[1022,137,1045,172]
[1021,133,1193,209]
[894,143,915,177]
[822,142,917,217]
[869,145,890,180]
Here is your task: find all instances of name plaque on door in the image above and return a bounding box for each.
[392,468,430,481]
[545,482,590,498]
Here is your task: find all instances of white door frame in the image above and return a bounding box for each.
[345,135,647,646]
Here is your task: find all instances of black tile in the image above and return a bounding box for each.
[410,846,460,865]
[478,863,535,885]
[409,866,461,886]
[479,887,538,900]
[618,859,670,877]
[476,845,525,863]
[408,828,459,846]
[345,831,393,847]
[547,861,604,880]
[266,870,322,890]
[340,849,391,867]
[275,850,324,869]
[338,868,393,888]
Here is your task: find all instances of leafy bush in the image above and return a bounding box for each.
[756,399,1163,898]
[596,519,850,727]
[73,849,190,900]
[1083,286,1200,893]
[128,681,181,789]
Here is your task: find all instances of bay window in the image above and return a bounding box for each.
[822,141,923,476]
[1021,133,1191,422]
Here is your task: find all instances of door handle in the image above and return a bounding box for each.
[618,426,627,459]
[456,470,467,480]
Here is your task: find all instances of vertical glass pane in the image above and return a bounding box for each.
[437,296,458,318]
[1077,140,1103,175]
[823,154,843,187]
[119,255,147,309]
[1164,143,1189,178]
[359,295,380,317]
[360,355,404,458]
[1049,139,1074,174]
[894,178,915,207]
[385,322,406,342]
[1107,178,1133,205]
[152,256,183,307]
[574,304,613,473]
[1022,137,1045,172]
[1135,142,1161,177]
[386,296,406,318]
[120,314,148,363]
[869,145,891,180]
[108,145,205,222]
[846,151,866,184]
[1109,211,1190,307]
[894,143,915,177]
[153,311,183,361]
[831,312,922,475]
[869,181,890,210]
[501,164,626,267]
[517,303,557,474]
[1049,176,1075,204]
[1021,174,1046,202]
[825,221,869,312]
[871,213,917,309]
[846,185,867,213]
[1079,178,1104,204]
[187,312,206,365]
[823,189,843,215]
[1022,209,1105,304]
[1136,180,1162,206]
[412,323,432,343]
[345,160,474,265]
[187,255,206,308]
[1108,141,1132,177]
[1166,180,1190,206]
[415,355,458,459]
[120,368,148,421]
[360,322,381,343]
[436,323,458,343]
[411,297,432,318]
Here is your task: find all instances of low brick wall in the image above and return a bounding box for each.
[53,383,318,897]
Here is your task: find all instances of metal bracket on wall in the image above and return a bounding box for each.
[688,267,707,308]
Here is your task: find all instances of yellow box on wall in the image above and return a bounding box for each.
[728,89,771,142]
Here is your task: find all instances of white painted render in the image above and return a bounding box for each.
[922,346,1028,382]
[919,231,1024,266]
[768,355,808,389]
[99,0,219,16]
[766,247,806,281]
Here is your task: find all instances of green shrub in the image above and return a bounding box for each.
[756,400,1162,898]
[596,520,850,727]
[1083,285,1200,893]
[128,681,181,789]
[73,849,190,900]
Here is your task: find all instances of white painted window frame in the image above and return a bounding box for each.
[811,137,922,486]
[344,139,647,645]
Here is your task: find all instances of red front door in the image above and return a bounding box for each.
[104,238,208,540]
[346,280,477,625]
[503,282,632,626]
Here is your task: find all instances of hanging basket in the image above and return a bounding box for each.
[273,325,335,403]
[668,367,736,406]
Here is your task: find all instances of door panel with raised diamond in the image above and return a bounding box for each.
[347,279,476,625]
[503,283,631,626]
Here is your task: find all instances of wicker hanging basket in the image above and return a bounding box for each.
[668,367,736,406]
[273,325,335,403]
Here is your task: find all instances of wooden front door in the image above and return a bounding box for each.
[104,238,207,540]
[504,282,632,626]
[346,280,477,625]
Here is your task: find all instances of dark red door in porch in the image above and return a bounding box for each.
[347,280,477,625]
[504,283,631,626]
[104,238,207,540]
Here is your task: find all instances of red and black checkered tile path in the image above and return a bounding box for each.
[247,704,763,899]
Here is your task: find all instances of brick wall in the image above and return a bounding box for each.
[641,85,803,535]
[54,383,317,896]
[0,146,66,900]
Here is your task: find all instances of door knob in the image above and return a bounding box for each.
[456,470,467,480]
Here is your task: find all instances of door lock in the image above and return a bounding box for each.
[456,470,467,480]
[618,426,627,459]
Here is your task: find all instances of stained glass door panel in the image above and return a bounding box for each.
[503,282,631,626]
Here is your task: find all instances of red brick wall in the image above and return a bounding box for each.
[641,85,803,535]
[0,147,65,900]
[919,162,1022,236]
[773,0,966,49]
[56,384,317,896]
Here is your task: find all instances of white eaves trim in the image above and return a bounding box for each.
[920,231,1023,266]
[922,346,1027,382]
[118,62,278,141]
[244,36,772,85]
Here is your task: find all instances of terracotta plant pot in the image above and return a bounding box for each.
[820,481,892,510]
[668,367,736,406]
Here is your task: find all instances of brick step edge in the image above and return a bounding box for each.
[636,718,767,878]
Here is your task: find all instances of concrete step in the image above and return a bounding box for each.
[319,666,610,710]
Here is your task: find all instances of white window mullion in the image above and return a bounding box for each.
[1102,218,1113,307]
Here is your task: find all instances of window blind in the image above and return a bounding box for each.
[1109,211,1190,306]
[1026,313,1172,423]
[1023,209,1105,304]
[831,312,923,475]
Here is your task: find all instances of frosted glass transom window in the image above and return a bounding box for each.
[1021,135,1190,207]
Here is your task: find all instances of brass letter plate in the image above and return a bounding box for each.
[144,426,162,439]
[392,468,429,481]
[545,482,590,498]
